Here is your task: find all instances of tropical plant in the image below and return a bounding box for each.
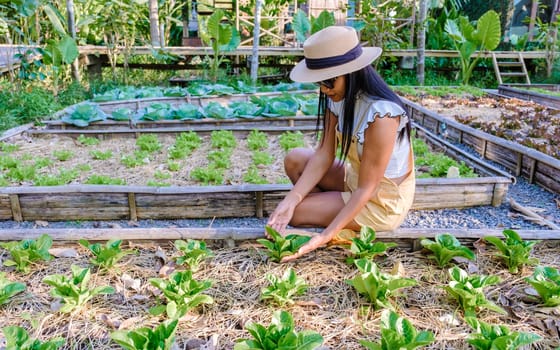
[0,272,26,305]
[0,234,53,273]
[79,239,136,270]
[110,319,178,350]
[346,258,417,310]
[261,268,307,306]
[524,265,560,307]
[360,309,435,349]
[234,310,324,350]
[257,226,311,263]
[43,265,115,313]
[345,226,397,264]
[465,317,541,350]
[444,266,505,317]
[483,229,540,274]
[420,233,476,267]
[444,10,501,84]
[292,10,336,44]
[172,239,214,271]
[2,325,64,350]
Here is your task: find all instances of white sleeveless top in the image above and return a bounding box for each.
[328,94,411,178]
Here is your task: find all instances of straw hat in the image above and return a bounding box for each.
[290,26,382,83]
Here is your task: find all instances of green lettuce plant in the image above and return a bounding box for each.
[42,265,115,313]
[2,325,64,350]
[77,134,100,146]
[247,130,268,151]
[420,233,476,267]
[110,319,178,350]
[0,234,53,273]
[346,258,417,310]
[234,310,323,350]
[172,239,214,272]
[60,102,107,127]
[78,239,136,270]
[465,317,541,350]
[136,134,162,153]
[0,272,26,305]
[279,131,305,151]
[257,226,311,263]
[360,309,435,349]
[260,268,307,306]
[346,226,397,264]
[524,266,560,307]
[149,270,213,319]
[444,266,505,317]
[484,229,540,274]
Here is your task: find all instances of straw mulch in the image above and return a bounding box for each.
[0,238,559,349]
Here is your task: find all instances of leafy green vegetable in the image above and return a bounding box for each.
[484,229,540,274]
[79,239,136,270]
[85,174,126,185]
[420,233,476,267]
[169,103,203,120]
[229,100,264,118]
[346,258,417,310]
[149,270,213,319]
[257,226,311,263]
[76,134,100,146]
[43,265,115,313]
[243,165,268,184]
[203,101,233,119]
[360,309,435,349]
[346,226,397,264]
[247,129,269,151]
[110,319,178,350]
[173,239,214,272]
[234,310,324,350]
[190,165,224,185]
[136,134,162,153]
[261,268,307,306]
[60,102,107,127]
[262,94,299,117]
[0,272,26,305]
[465,317,541,350]
[2,325,64,350]
[524,265,560,307]
[52,149,73,161]
[279,131,305,151]
[110,107,133,121]
[444,266,505,317]
[210,130,236,149]
[140,102,171,121]
[0,234,53,273]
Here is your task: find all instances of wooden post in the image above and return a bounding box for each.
[416,0,427,85]
[255,191,264,218]
[149,0,161,47]
[9,194,23,222]
[128,192,138,221]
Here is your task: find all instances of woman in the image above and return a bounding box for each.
[267,26,415,262]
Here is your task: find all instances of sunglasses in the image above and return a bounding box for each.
[317,78,336,89]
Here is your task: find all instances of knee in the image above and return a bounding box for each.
[284,147,310,176]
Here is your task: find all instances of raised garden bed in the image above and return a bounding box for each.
[497,84,560,109]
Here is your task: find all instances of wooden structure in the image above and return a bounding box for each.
[491,52,531,84]
[497,84,560,109]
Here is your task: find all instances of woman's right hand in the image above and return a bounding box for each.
[266,193,301,234]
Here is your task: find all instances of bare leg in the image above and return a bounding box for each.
[284,147,345,191]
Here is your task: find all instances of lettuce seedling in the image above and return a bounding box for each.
[444,266,505,317]
[0,234,54,273]
[247,130,269,151]
[420,233,476,267]
[484,229,540,274]
[234,310,324,350]
[111,319,178,350]
[257,226,311,263]
[2,325,64,350]
[173,239,214,271]
[0,272,26,305]
[346,226,397,264]
[79,239,136,271]
[360,309,435,349]
[346,258,417,310]
[42,265,115,313]
[279,131,305,152]
[261,268,307,306]
[136,134,162,153]
[465,317,541,350]
[525,265,560,307]
[149,270,213,319]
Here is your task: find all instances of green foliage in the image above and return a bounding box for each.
[346,259,417,310]
[360,309,435,350]
[34,168,79,186]
[110,320,178,350]
[257,227,311,263]
[52,149,73,161]
[90,150,113,160]
[0,272,26,305]
[42,265,115,313]
[346,226,397,264]
[136,134,162,153]
[0,142,21,153]
[251,151,273,166]
[79,239,135,271]
[121,150,150,168]
[413,137,477,178]
[203,101,233,119]
[247,130,269,151]
[234,310,324,350]
[149,270,213,319]
[243,165,268,184]
[483,229,540,274]
[168,132,202,160]
[261,268,307,306]
[444,10,501,84]
[60,102,107,127]
[172,239,214,272]
[2,325,64,350]
[208,149,232,169]
[444,266,505,317]
[77,134,100,146]
[524,266,560,307]
[0,234,53,274]
[85,174,126,185]
[279,131,305,152]
[465,317,541,350]
[420,233,476,267]
[190,165,224,185]
[6,164,37,183]
[211,130,236,149]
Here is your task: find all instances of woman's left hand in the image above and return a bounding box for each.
[280,232,333,262]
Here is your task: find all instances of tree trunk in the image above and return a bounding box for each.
[66,0,80,82]
[416,0,427,86]
[149,0,161,47]
[251,0,262,83]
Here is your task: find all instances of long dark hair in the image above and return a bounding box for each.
[317,65,411,161]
